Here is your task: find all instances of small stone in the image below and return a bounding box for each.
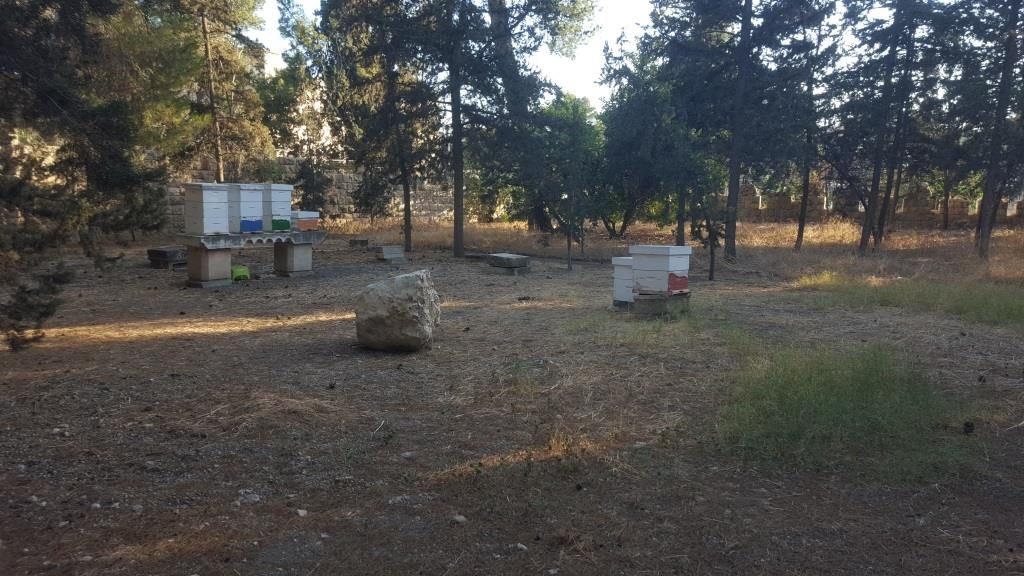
[400,451,415,460]
[452,514,468,525]
[516,543,528,551]
[296,509,308,517]
[131,504,143,513]
[91,502,101,509]
[79,556,93,562]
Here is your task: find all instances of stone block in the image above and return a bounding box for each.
[274,243,313,277]
[186,247,232,288]
[487,253,530,268]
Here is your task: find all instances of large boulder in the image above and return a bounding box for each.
[355,270,441,351]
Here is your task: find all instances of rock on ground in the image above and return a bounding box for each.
[355,270,441,352]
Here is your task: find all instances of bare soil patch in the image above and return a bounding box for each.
[1,234,1022,575]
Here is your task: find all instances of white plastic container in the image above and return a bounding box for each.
[613,257,634,304]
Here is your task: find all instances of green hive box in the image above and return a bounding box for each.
[271,218,291,231]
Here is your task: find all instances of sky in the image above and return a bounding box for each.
[254,0,652,110]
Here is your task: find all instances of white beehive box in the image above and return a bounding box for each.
[183,183,230,235]
[236,183,264,203]
[613,257,634,304]
[263,184,293,231]
[184,182,230,204]
[629,245,692,295]
[228,183,263,233]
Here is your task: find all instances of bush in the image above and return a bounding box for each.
[718,345,970,480]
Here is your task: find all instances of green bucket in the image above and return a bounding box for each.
[231,264,251,281]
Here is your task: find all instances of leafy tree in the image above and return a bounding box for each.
[534,95,603,265]
[321,0,444,251]
[1,0,165,349]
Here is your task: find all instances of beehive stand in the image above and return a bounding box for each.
[178,231,327,287]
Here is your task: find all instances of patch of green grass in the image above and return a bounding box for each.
[718,345,972,481]
[795,272,1024,330]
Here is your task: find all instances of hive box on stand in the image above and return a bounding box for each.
[612,257,634,307]
[291,211,320,231]
[628,245,692,295]
[230,183,264,233]
[183,183,230,235]
[263,184,293,232]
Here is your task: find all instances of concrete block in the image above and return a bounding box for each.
[349,239,369,247]
[186,247,232,288]
[274,243,313,277]
[374,245,405,260]
[492,265,530,276]
[487,253,530,268]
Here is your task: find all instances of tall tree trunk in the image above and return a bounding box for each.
[400,164,413,253]
[383,51,413,253]
[795,126,813,251]
[725,0,754,261]
[200,13,224,183]
[707,214,717,282]
[876,36,916,249]
[450,1,465,258]
[891,162,904,222]
[977,0,1021,259]
[675,185,688,246]
[566,186,573,271]
[858,1,906,255]
[942,170,953,230]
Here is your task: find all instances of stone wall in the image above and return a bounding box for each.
[166,156,453,232]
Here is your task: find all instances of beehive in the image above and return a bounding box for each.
[629,245,692,295]
[612,257,634,305]
[263,184,293,232]
[183,183,230,235]
[291,210,320,231]
[230,183,264,233]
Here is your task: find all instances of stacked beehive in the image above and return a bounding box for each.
[264,184,293,231]
[612,257,634,307]
[629,245,692,296]
[231,183,264,233]
[183,183,230,235]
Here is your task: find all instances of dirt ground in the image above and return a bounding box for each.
[1,234,1022,575]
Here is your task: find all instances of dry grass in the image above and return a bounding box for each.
[324,217,1024,283]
